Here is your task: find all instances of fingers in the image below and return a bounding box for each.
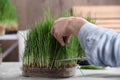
[65,35,71,43]
[51,27,65,46]
[51,18,70,46]
[54,32,65,46]
[50,19,59,35]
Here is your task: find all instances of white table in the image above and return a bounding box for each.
[0,62,120,80]
[0,34,17,40]
[0,34,18,59]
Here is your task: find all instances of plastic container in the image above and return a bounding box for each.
[0,25,5,35]
[17,30,28,61]
[22,66,76,78]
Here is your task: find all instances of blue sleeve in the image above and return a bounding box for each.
[78,22,120,67]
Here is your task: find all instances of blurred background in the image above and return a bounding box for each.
[0,0,120,62]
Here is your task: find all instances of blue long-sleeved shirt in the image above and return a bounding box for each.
[78,22,120,67]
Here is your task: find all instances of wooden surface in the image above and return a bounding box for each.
[11,0,120,30]
[72,6,120,32]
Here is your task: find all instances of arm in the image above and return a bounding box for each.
[78,22,120,67]
[51,17,120,67]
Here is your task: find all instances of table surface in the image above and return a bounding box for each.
[0,34,17,40]
[0,62,120,80]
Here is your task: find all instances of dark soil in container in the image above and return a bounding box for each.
[22,66,76,78]
[5,30,17,34]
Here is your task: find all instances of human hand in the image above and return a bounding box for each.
[51,17,87,46]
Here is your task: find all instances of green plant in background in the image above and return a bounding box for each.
[0,0,17,22]
[0,0,8,21]
[85,14,96,24]
[23,11,80,69]
[0,0,18,32]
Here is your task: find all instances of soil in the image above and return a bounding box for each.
[5,26,18,34]
[22,66,76,78]
[5,30,17,34]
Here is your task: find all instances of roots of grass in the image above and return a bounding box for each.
[22,66,76,78]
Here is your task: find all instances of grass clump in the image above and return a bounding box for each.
[0,0,17,22]
[23,11,80,69]
[0,0,18,31]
